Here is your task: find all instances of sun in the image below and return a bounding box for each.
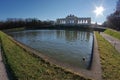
[94,6,105,16]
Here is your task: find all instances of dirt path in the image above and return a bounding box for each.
[0,47,9,80]
[100,32,120,53]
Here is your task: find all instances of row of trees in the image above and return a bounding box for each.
[103,11,120,31]
[0,18,53,30]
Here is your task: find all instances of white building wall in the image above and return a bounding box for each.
[56,15,91,25]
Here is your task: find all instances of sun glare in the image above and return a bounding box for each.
[94,6,105,17]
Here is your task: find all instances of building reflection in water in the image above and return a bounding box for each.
[56,30,90,42]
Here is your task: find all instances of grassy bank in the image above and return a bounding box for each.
[2,27,25,32]
[95,32,120,80]
[104,29,120,40]
[0,31,90,80]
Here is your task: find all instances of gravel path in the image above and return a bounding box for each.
[0,47,9,80]
[100,32,120,53]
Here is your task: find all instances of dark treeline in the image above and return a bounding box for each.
[0,18,104,31]
[0,18,53,30]
[0,18,93,30]
[102,11,120,31]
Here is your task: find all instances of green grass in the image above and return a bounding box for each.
[104,29,120,40]
[95,32,120,80]
[2,27,25,32]
[0,31,91,80]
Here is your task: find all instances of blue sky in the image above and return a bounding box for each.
[0,0,118,24]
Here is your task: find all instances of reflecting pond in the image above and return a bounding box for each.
[9,30,93,69]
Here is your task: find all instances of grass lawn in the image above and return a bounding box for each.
[95,32,120,80]
[0,31,91,80]
[2,27,25,32]
[104,29,120,40]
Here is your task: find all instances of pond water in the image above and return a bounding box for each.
[9,30,93,69]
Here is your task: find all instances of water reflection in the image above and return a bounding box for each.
[56,30,91,42]
[9,30,93,69]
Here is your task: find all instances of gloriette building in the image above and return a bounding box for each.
[56,15,91,25]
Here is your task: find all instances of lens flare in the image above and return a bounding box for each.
[94,6,105,16]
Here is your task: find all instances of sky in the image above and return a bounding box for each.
[0,0,118,24]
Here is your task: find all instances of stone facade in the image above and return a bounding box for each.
[56,15,91,25]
